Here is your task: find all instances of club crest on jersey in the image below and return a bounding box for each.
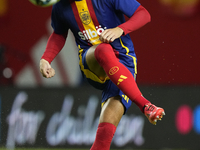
[80,11,91,25]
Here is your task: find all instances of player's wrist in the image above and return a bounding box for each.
[40,57,51,64]
[117,26,126,36]
[116,27,124,35]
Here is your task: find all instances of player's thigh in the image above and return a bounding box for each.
[99,96,124,127]
[85,44,107,80]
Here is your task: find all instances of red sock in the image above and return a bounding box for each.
[90,122,116,150]
[94,43,149,112]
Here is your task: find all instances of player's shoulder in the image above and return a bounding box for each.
[103,0,140,5]
[52,0,70,12]
[53,0,69,8]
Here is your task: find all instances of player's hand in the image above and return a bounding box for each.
[99,27,124,43]
[40,59,55,78]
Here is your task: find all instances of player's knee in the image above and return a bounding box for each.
[94,43,114,64]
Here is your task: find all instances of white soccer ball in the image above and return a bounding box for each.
[29,0,60,7]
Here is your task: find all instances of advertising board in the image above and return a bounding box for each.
[0,86,200,149]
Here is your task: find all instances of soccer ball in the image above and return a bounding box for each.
[29,0,60,7]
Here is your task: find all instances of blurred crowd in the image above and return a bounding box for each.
[158,0,200,17]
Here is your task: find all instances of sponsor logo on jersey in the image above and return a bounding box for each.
[78,25,107,44]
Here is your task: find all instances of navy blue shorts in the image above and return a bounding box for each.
[78,45,137,114]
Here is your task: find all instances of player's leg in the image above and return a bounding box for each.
[90,96,124,150]
[85,44,107,81]
[86,43,148,110]
[99,96,124,127]
[85,43,165,124]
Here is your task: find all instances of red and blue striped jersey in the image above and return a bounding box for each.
[51,0,140,58]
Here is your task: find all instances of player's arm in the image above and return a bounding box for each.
[118,5,151,35]
[99,5,151,43]
[40,31,68,78]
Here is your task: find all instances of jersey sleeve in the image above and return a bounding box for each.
[118,5,151,35]
[51,4,69,34]
[41,31,67,63]
[110,0,141,18]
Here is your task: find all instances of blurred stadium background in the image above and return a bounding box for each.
[0,0,200,149]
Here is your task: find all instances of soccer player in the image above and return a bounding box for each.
[39,0,165,149]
